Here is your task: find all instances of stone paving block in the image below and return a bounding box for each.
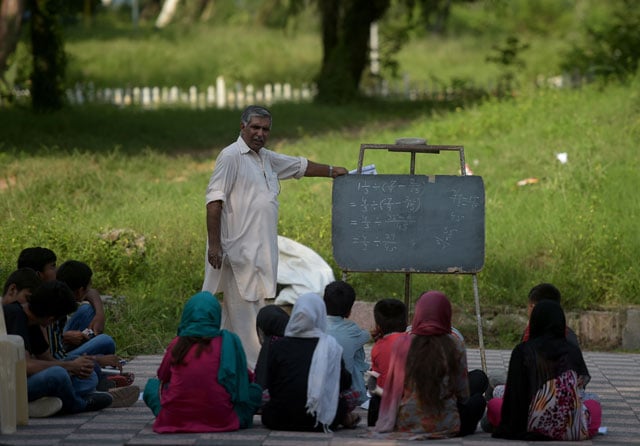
[127,435,198,446]
[3,350,638,446]
[3,440,60,446]
[262,440,329,446]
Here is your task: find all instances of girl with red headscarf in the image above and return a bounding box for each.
[373,291,485,439]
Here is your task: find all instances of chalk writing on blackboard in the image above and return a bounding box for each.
[332,174,485,273]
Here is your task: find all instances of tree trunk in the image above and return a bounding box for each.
[316,0,390,103]
[30,0,66,111]
[0,0,25,75]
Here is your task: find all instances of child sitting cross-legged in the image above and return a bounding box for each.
[143,291,262,433]
[324,280,370,415]
[366,298,407,427]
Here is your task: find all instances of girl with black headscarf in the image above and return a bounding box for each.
[254,304,290,388]
[493,300,601,441]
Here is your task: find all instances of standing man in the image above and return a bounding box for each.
[203,105,348,369]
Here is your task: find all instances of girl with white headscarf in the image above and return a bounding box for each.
[261,293,357,432]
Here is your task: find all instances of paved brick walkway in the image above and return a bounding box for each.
[1,349,639,445]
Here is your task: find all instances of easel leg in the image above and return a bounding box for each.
[473,274,487,373]
[404,273,412,322]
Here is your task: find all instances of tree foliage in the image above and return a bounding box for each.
[0,0,25,77]
[561,0,640,82]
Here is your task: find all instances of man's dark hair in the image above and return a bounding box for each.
[528,283,562,305]
[374,298,407,335]
[17,247,57,272]
[3,268,42,295]
[56,260,92,292]
[323,280,356,317]
[28,280,77,319]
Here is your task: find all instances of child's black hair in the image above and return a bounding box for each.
[3,268,42,295]
[323,280,356,317]
[374,298,407,335]
[17,247,57,272]
[28,280,77,319]
[528,283,561,305]
[56,260,93,292]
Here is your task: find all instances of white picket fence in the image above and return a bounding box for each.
[65,75,316,109]
[43,72,584,110]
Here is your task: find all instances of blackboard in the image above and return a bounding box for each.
[332,174,485,273]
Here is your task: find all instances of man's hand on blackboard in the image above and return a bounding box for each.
[331,166,348,178]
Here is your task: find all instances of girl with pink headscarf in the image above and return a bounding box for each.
[374,291,485,439]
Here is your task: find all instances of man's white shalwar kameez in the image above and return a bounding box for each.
[203,136,307,368]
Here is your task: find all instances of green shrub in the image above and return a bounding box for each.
[562,0,640,82]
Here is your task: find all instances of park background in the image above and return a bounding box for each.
[0,0,639,356]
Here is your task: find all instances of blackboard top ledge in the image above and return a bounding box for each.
[340,267,484,274]
[360,143,464,152]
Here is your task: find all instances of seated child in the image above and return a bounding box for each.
[19,250,137,406]
[3,280,113,415]
[17,247,57,282]
[2,268,42,306]
[54,260,116,359]
[367,298,408,426]
[261,292,359,432]
[492,300,601,441]
[483,282,593,433]
[254,304,290,389]
[374,291,486,439]
[522,283,580,346]
[55,260,137,403]
[324,280,370,408]
[17,248,114,358]
[143,291,262,433]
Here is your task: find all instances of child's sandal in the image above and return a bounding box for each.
[342,412,361,429]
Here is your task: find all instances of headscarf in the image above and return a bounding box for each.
[285,292,343,432]
[256,304,290,338]
[527,300,589,376]
[529,299,567,340]
[177,291,258,427]
[254,305,290,387]
[410,290,452,336]
[375,290,453,432]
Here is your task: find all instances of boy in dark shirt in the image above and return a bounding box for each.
[3,280,113,415]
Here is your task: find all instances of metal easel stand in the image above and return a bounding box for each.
[349,139,487,373]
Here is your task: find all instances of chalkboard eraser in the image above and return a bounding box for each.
[396,137,426,145]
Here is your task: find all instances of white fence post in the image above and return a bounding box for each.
[114,88,123,106]
[216,76,226,109]
[142,87,151,107]
[152,87,160,107]
[169,86,179,104]
[264,83,273,105]
[206,85,215,106]
[74,84,84,105]
[246,84,255,105]
[274,83,282,102]
[132,87,141,105]
[235,82,244,109]
[189,86,198,108]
